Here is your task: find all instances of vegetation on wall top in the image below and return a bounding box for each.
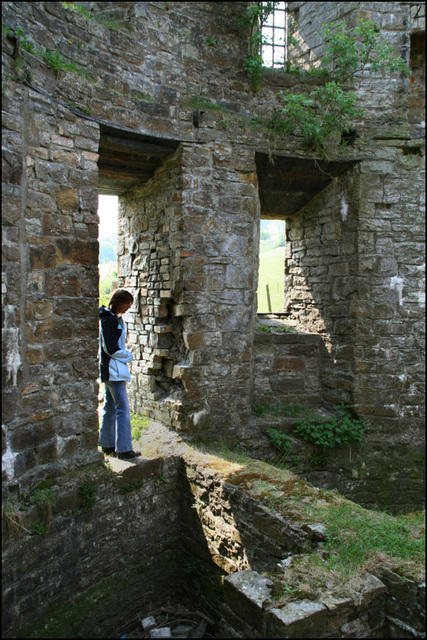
[271,18,410,155]
[237,1,280,92]
[61,2,134,34]
[237,3,411,155]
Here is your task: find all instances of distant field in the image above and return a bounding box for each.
[99,261,118,307]
[257,245,285,312]
[98,248,286,312]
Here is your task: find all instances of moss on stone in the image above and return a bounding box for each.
[17,552,176,638]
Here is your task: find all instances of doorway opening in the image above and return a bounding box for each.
[257,219,286,313]
[98,194,119,307]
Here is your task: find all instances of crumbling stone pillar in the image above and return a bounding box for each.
[179,143,260,434]
[121,142,260,435]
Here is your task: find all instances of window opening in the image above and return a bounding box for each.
[262,1,288,68]
[257,219,286,312]
[98,195,118,307]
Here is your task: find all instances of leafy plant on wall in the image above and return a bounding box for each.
[272,18,411,154]
[238,1,280,91]
[293,404,365,465]
[238,4,411,154]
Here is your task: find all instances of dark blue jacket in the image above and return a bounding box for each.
[99,306,133,382]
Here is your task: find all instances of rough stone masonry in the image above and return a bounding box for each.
[1,2,425,513]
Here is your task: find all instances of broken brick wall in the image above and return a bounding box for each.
[121,142,260,435]
[1,1,425,512]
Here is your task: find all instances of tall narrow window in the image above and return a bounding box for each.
[257,219,285,313]
[98,195,118,307]
[262,2,288,68]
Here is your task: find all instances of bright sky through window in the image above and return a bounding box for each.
[262,2,288,68]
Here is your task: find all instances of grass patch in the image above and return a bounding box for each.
[187,95,231,113]
[255,323,297,334]
[131,413,150,440]
[2,501,31,540]
[187,438,250,466]
[29,487,56,524]
[257,245,285,312]
[193,447,425,597]
[323,503,424,572]
[269,503,425,606]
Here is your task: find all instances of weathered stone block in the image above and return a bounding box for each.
[55,239,98,266]
[57,187,78,210]
[36,439,58,464]
[358,572,386,607]
[29,245,57,270]
[273,357,305,371]
[10,420,56,452]
[183,332,203,350]
[224,570,271,629]
[153,325,173,334]
[2,151,22,185]
[270,376,305,392]
[266,600,327,638]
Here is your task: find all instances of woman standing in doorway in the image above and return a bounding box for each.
[98,289,141,460]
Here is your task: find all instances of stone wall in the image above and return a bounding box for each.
[1,0,425,512]
[183,462,321,577]
[118,147,187,428]
[219,565,426,638]
[2,82,101,495]
[220,570,387,639]
[377,565,426,638]
[185,461,425,639]
[283,172,361,407]
[2,448,425,638]
[253,329,323,408]
[119,141,260,434]
[282,1,425,512]
[2,456,185,638]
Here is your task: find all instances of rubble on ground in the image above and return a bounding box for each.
[108,604,216,639]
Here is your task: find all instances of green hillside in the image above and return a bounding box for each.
[257,245,285,312]
[97,243,285,312]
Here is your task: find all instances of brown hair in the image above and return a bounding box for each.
[108,289,134,314]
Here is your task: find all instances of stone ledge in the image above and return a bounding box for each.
[267,600,327,638]
[221,569,393,639]
[108,456,166,483]
[224,570,272,630]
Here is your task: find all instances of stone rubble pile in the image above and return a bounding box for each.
[109,605,216,639]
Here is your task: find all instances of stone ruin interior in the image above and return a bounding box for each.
[1,1,425,637]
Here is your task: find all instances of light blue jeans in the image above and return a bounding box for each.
[99,381,133,453]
